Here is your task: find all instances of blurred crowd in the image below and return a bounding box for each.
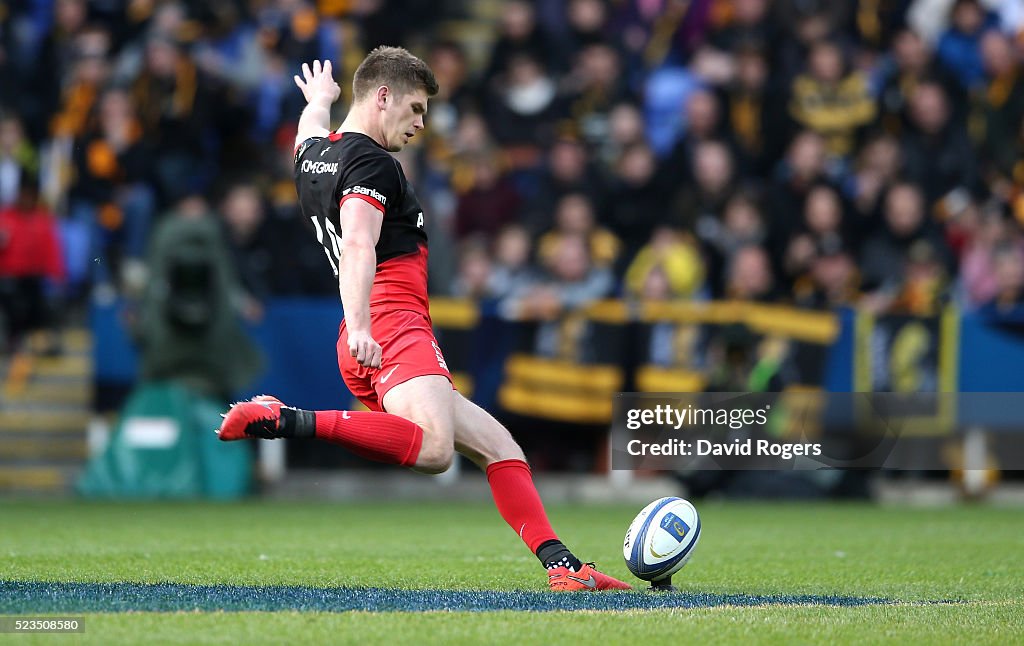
[2,0,1024,354]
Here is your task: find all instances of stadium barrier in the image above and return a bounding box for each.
[91,298,1024,476]
[93,296,1024,403]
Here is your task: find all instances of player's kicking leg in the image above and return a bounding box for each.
[217,393,431,468]
[218,383,629,590]
[217,376,456,475]
[449,392,631,591]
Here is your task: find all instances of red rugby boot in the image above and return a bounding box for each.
[548,563,632,591]
[218,395,284,440]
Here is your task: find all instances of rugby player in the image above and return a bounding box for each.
[218,47,630,592]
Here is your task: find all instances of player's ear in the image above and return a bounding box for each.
[376,85,389,110]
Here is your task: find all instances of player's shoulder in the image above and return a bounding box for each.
[336,133,394,164]
[294,132,374,162]
[295,132,399,184]
[293,136,331,165]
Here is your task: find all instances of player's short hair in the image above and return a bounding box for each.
[353,46,439,101]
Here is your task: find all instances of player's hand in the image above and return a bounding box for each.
[348,329,382,369]
[294,59,341,106]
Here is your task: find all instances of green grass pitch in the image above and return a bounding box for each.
[1,499,1022,644]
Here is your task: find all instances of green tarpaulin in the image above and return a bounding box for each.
[77,382,252,499]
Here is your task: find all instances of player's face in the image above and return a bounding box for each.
[383,88,428,152]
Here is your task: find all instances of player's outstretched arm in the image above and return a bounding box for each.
[338,198,384,368]
[294,59,341,147]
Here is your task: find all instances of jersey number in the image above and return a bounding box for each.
[312,216,342,275]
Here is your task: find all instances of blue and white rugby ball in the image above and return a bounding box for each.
[623,497,701,581]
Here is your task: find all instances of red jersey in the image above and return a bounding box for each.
[293,132,430,316]
[0,206,65,281]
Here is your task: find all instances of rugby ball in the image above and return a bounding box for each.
[623,497,701,581]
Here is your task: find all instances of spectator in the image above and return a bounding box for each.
[537,192,621,270]
[563,42,635,149]
[258,1,341,71]
[426,111,494,198]
[907,0,957,44]
[942,192,984,261]
[132,35,214,203]
[635,259,673,304]
[454,152,522,241]
[191,3,265,95]
[50,25,113,140]
[615,0,713,70]
[722,43,790,177]
[698,190,767,295]
[423,41,476,143]
[483,53,563,165]
[936,0,999,91]
[901,80,978,212]
[603,141,668,268]
[782,232,819,300]
[503,234,614,360]
[641,65,704,158]
[110,1,189,85]
[18,0,90,138]
[853,0,913,50]
[0,174,65,353]
[977,30,1024,195]
[523,135,607,236]
[782,184,847,294]
[877,28,966,136]
[767,130,832,248]
[890,239,950,315]
[708,0,776,54]
[959,207,1016,307]
[624,227,705,300]
[489,224,538,300]
[725,244,776,301]
[802,184,850,252]
[353,0,439,50]
[46,0,91,80]
[860,182,953,311]
[981,239,1024,315]
[562,0,614,57]
[799,248,861,309]
[451,237,495,300]
[847,134,903,232]
[661,88,736,185]
[68,87,155,290]
[671,139,738,239]
[0,114,37,208]
[788,39,877,163]
[596,101,646,173]
[485,0,557,80]
[251,45,302,146]
[1005,123,1024,215]
[772,4,845,85]
[220,182,273,310]
[0,20,16,115]
[626,231,704,367]
[500,234,613,322]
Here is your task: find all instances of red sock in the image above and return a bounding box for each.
[485,459,558,552]
[314,410,423,467]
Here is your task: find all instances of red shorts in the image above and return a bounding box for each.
[338,309,453,412]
